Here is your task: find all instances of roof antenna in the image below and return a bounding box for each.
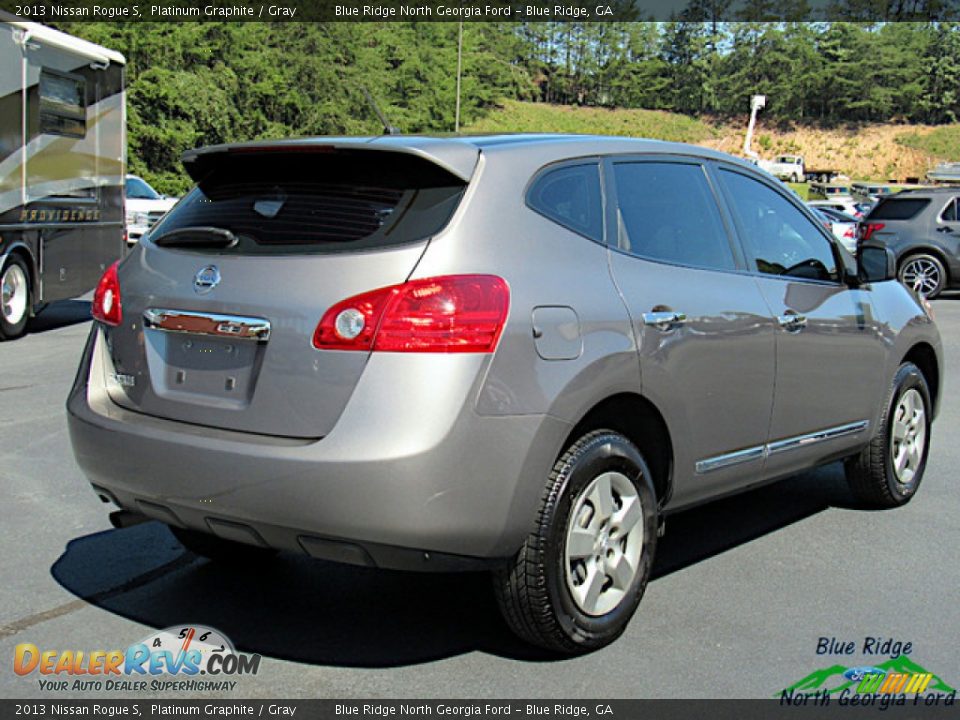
[362,87,400,136]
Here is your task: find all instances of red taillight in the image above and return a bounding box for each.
[860,222,885,242]
[92,261,122,326]
[313,274,510,353]
[844,226,855,238]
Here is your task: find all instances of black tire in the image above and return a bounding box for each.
[493,430,658,654]
[0,255,32,340]
[845,362,932,508]
[898,253,946,299]
[790,173,800,183]
[170,526,277,565]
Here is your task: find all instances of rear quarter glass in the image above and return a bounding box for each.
[146,150,467,255]
[868,198,930,221]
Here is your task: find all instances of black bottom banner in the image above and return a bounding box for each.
[3,699,958,720]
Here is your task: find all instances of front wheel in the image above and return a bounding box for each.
[0,256,32,340]
[493,430,658,653]
[898,253,946,299]
[845,362,932,508]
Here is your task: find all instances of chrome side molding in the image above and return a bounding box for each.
[143,308,271,342]
[696,420,870,474]
[695,445,766,474]
[766,421,870,456]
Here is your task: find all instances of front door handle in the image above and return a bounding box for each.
[642,310,687,330]
[937,225,954,233]
[777,311,807,332]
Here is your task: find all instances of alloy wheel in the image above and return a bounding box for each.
[1,263,28,325]
[890,388,926,486]
[564,471,644,616]
[899,258,941,297]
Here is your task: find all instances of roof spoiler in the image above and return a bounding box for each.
[181,139,480,184]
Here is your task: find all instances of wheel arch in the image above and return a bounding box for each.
[562,393,674,508]
[902,342,940,416]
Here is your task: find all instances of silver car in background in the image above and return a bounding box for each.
[68,135,941,653]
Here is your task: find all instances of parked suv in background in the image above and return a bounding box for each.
[860,187,960,298]
[125,175,178,245]
[69,135,941,653]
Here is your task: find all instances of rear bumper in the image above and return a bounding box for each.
[67,326,571,571]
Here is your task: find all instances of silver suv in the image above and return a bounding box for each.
[68,135,941,653]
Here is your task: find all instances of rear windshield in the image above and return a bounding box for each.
[868,198,930,221]
[147,149,467,254]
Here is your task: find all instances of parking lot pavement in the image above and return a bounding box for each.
[1,297,958,699]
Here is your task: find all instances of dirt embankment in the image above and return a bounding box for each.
[701,121,942,182]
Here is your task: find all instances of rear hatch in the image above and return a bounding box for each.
[102,144,473,438]
[860,196,931,245]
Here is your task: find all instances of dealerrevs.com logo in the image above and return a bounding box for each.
[779,636,956,709]
[14,625,261,693]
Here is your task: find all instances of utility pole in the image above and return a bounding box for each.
[455,21,463,133]
[743,94,766,161]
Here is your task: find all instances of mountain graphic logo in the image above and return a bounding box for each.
[780,655,957,697]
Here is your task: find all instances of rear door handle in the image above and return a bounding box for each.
[642,310,687,330]
[777,312,807,332]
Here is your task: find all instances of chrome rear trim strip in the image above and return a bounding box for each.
[143,308,271,342]
[696,420,870,474]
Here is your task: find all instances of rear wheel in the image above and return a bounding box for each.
[493,430,658,653]
[170,526,277,565]
[0,256,31,340]
[845,362,931,508]
[898,253,946,299]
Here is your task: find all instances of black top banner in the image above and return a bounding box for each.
[2,0,959,22]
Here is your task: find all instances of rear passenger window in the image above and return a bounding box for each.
[527,163,603,242]
[719,169,838,282]
[613,161,735,271]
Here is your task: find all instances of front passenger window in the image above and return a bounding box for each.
[719,169,838,282]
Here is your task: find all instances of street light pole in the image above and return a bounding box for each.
[455,21,463,133]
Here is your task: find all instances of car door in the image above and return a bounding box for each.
[715,164,887,479]
[605,157,777,507]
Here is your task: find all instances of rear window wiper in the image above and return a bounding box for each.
[151,226,239,249]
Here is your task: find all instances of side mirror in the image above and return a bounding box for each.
[857,244,897,284]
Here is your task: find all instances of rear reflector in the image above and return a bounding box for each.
[92,261,122,327]
[313,275,509,353]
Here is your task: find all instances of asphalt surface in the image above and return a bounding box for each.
[1,295,958,700]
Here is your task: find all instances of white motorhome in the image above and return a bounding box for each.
[0,16,125,339]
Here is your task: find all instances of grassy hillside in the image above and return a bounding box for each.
[467,100,957,182]
[897,126,960,161]
[464,100,717,144]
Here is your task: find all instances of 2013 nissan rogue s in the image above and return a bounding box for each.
[67,135,942,653]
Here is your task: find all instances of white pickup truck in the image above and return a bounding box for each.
[757,155,840,183]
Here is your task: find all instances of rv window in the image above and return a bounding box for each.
[39,71,86,138]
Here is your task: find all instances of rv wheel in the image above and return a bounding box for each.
[0,256,31,340]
